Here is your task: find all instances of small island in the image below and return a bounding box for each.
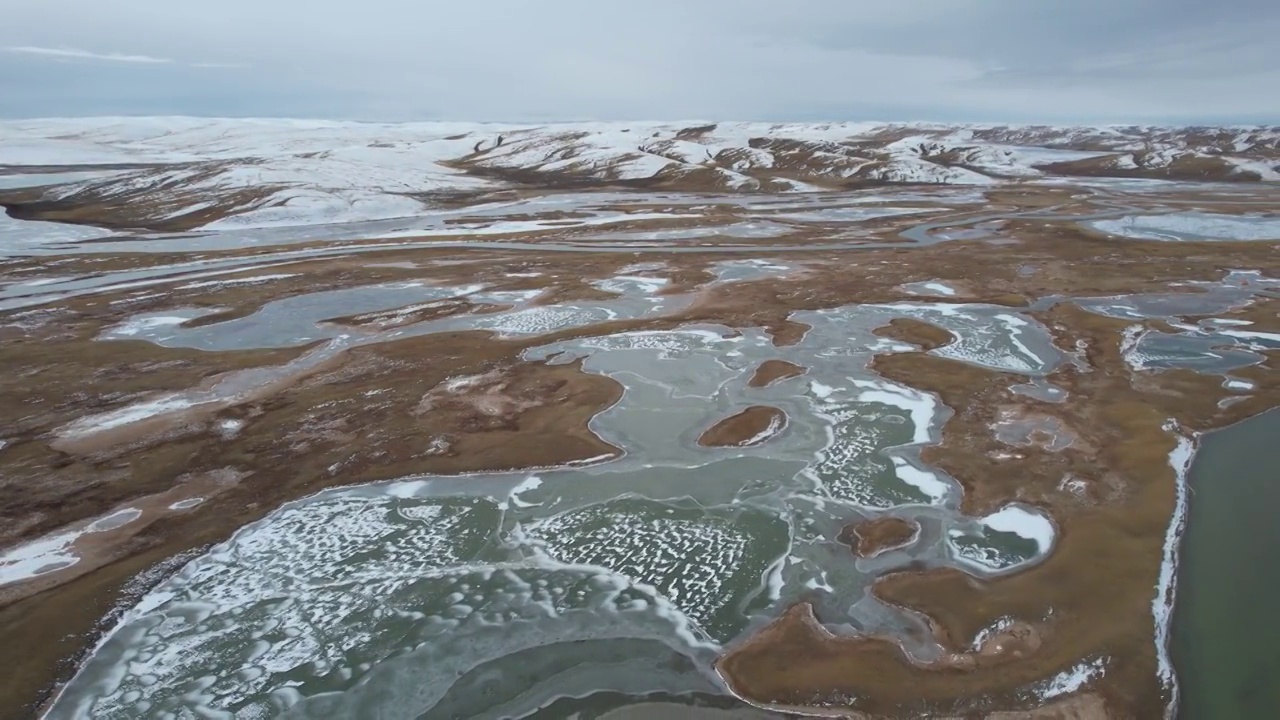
[839,516,920,558]
[698,405,787,447]
[747,360,808,388]
[873,317,955,351]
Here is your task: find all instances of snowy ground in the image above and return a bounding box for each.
[2,118,1275,231]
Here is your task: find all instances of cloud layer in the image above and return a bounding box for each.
[5,46,173,64]
[1,0,1276,122]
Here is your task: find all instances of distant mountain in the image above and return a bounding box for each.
[2,118,1276,231]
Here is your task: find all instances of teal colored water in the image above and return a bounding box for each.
[1173,408,1280,719]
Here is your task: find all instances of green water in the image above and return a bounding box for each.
[1173,408,1280,719]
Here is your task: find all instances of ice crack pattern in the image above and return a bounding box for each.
[523,499,790,640]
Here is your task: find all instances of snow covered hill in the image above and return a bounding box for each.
[0,118,1276,231]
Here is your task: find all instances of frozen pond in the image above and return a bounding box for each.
[45,299,1068,719]
[1091,213,1280,242]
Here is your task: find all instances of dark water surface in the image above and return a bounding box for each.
[1173,408,1280,719]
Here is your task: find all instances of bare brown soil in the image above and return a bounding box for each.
[1039,153,1258,182]
[0,468,246,607]
[747,360,807,388]
[874,318,956,350]
[0,163,167,176]
[1,167,283,232]
[839,517,920,558]
[984,693,1110,720]
[764,319,811,346]
[697,406,786,448]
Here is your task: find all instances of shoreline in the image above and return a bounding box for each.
[1156,425,1195,719]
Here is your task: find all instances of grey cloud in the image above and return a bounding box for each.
[0,0,1275,122]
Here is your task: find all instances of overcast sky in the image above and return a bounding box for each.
[2,0,1277,123]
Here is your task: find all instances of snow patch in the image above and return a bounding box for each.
[849,378,937,445]
[58,394,199,439]
[890,457,950,503]
[178,274,297,290]
[738,411,786,447]
[1032,657,1107,701]
[1,508,143,586]
[1154,427,1194,715]
[980,505,1054,554]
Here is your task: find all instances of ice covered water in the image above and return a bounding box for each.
[947,505,1056,573]
[48,302,1071,718]
[1091,213,1280,242]
[1078,272,1280,375]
